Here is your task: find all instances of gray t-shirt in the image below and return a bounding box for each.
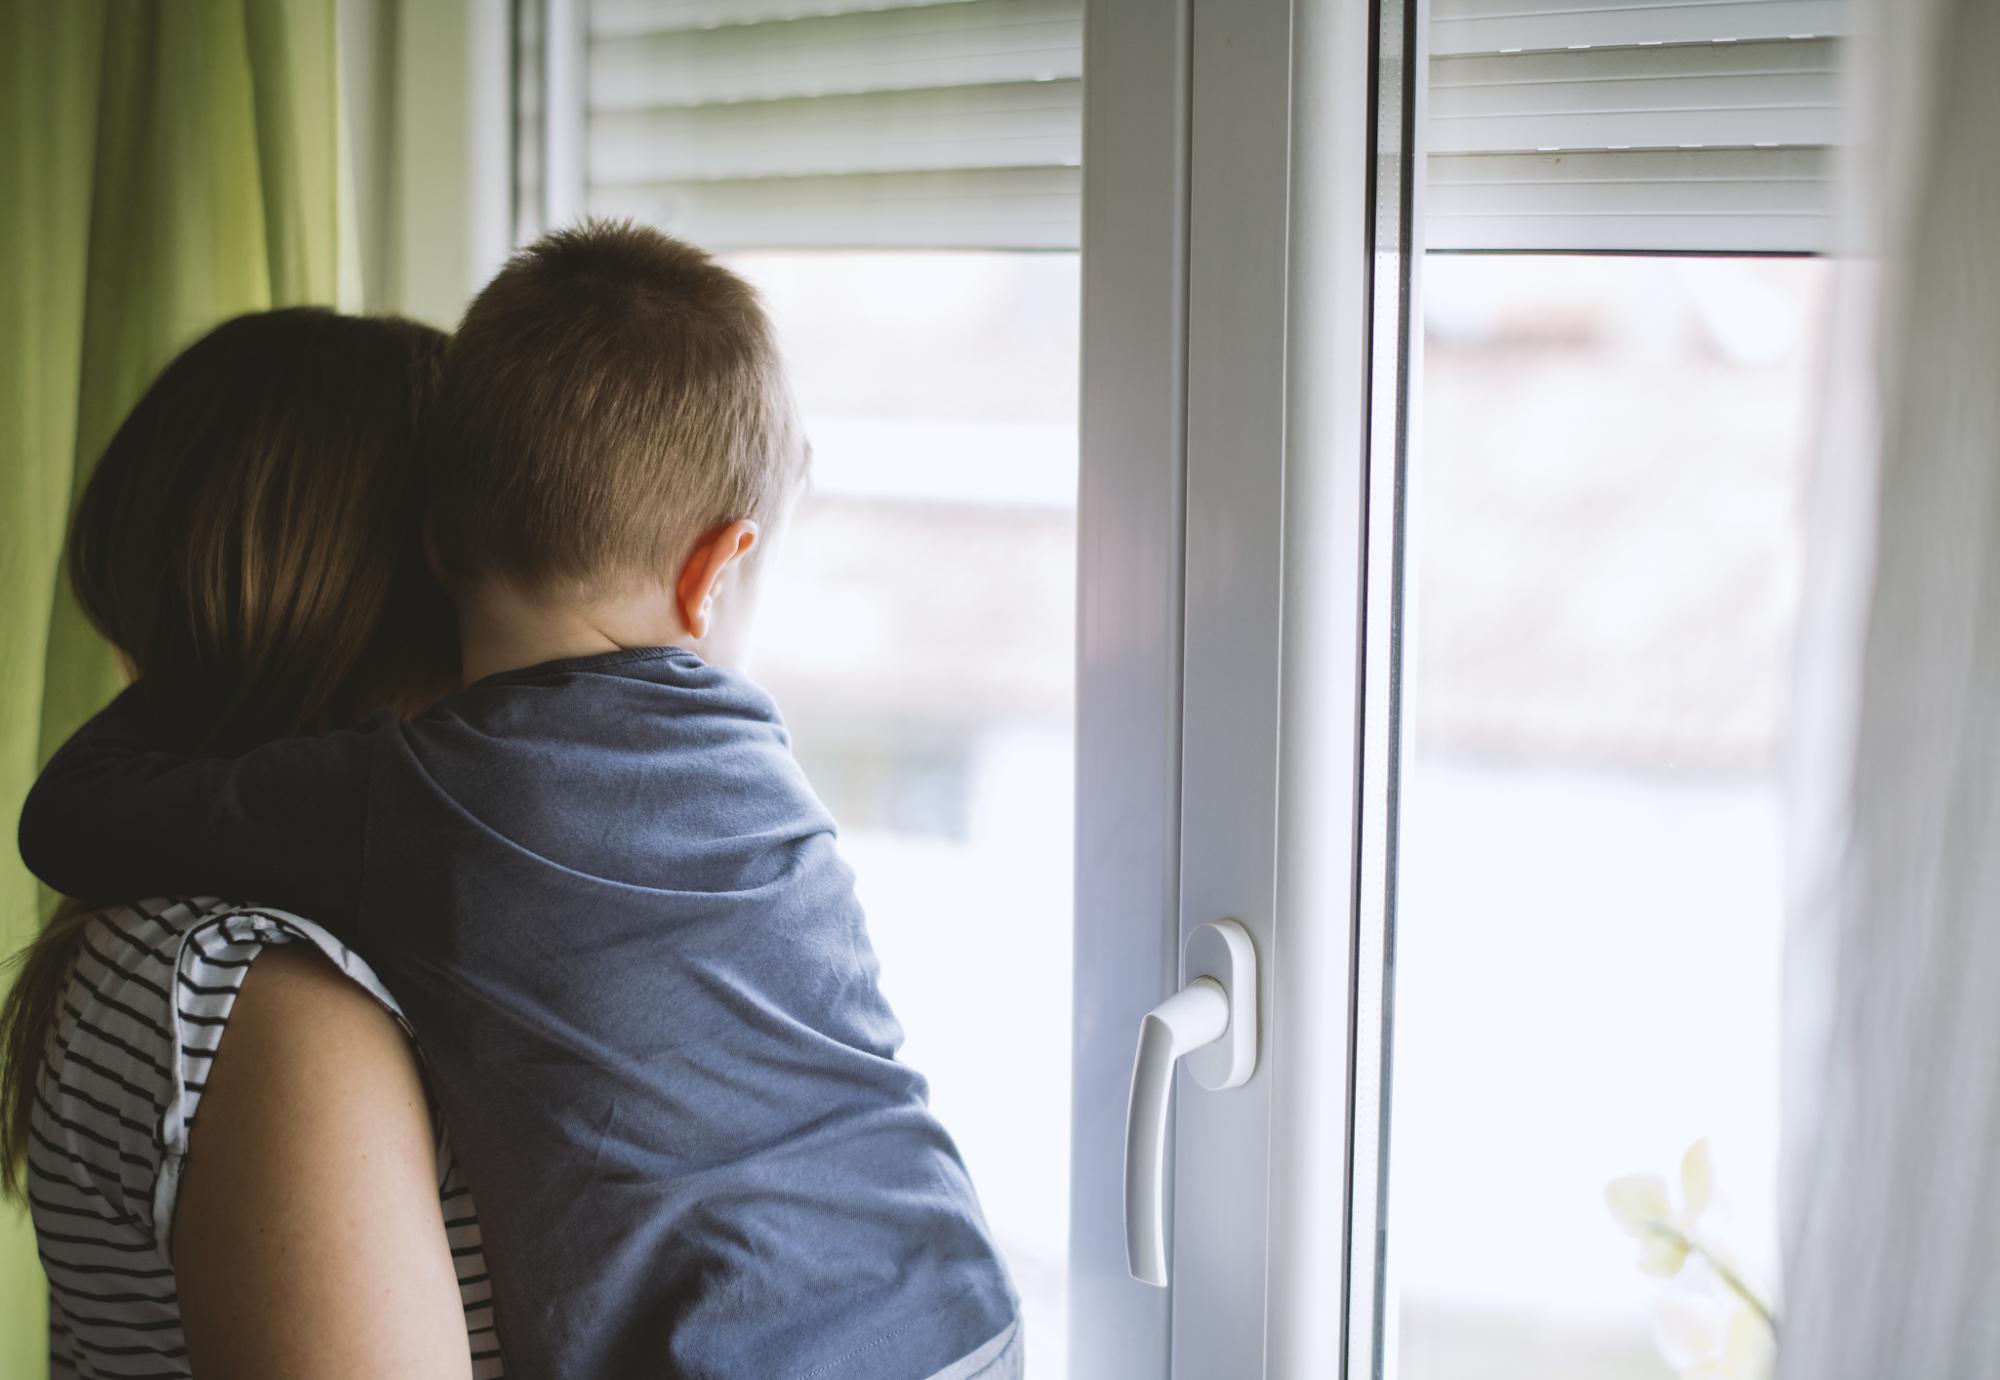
[23,648,1017,1380]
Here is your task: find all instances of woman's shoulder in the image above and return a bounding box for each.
[36,898,504,1378]
[81,897,408,1031]
[37,898,417,1247]
[30,897,380,1373]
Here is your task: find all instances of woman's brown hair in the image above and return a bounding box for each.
[2,308,457,1194]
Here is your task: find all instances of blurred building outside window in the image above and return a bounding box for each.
[1392,255,1828,1380]
[617,245,1817,1380]
[724,251,1081,1379]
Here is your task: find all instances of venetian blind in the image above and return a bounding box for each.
[569,0,1083,251]
[1428,0,1848,252]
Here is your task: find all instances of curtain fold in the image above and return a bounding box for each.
[0,4,107,1368]
[2,3,345,1372]
[1779,0,2000,1373]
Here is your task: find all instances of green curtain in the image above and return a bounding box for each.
[0,1,347,1371]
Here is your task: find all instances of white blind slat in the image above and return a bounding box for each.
[1428,147,1831,251]
[591,80,1080,184]
[590,0,977,38]
[1430,209,1829,252]
[587,166,1081,250]
[1431,0,1846,56]
[1430,39,1840,154]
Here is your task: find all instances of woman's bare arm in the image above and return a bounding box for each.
[172,945,474,1380]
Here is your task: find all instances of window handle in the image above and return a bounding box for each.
[1123,919,1258,1286]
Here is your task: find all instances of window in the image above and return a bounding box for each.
[1387,254,1827,1378]
[505,6,1841,1375]
[725,250,1080,1375]
[513,5,1086,1366]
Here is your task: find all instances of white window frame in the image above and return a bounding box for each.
[339,0,515,324]
[1072,0,1419,1374]
[1066,0,1185,1369]
[504,0,1423,1371]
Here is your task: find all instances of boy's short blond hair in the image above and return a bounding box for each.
[429,220,804,596]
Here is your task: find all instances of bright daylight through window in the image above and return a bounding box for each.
[1390,255,1828,1379]
[723,251,1080,1378]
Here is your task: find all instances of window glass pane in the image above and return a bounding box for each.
[724,251,1079,1378]
[1390,255,1828,1379]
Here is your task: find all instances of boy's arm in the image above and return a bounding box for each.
[18,686,378,923]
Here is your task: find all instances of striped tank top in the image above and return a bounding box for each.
[29,897,505,1378]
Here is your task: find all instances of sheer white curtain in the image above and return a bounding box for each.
[1781,0,2000,1373]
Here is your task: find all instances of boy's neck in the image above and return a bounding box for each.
[456,576,690,685]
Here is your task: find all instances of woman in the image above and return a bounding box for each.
[1,309,503,1378]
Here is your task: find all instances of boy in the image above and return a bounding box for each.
[21,223,1020,1380]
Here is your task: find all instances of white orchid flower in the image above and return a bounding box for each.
[1605,1138,1777,1379]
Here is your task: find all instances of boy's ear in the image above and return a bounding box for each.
[675,520,760,642]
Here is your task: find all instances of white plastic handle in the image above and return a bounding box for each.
[1124,979,1228,1285]
[1123,919,1258,1286]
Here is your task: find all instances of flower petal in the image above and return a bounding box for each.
[1682,1139,1715,1220]
[1607,1173,1672,1237]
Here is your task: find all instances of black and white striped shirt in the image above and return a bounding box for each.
[30,897,505,1379]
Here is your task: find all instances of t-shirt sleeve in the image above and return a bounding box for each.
[17,686,378,928]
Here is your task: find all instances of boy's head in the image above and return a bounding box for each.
[429,221,805,648]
